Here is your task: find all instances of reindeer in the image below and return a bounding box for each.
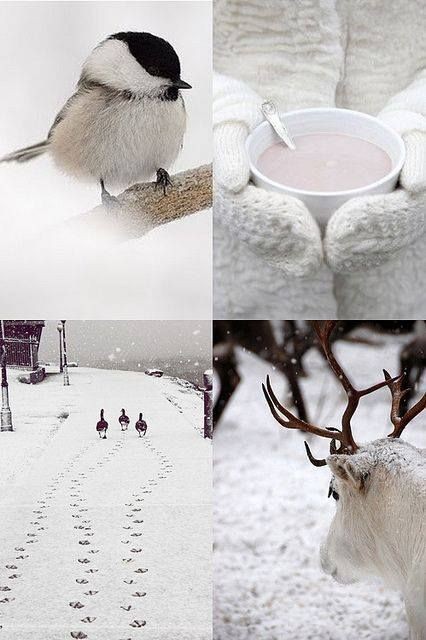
[399,335,426,417]
[214,320,312,425]
[263,321,426,639]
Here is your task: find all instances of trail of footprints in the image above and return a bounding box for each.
[69,433,174,639]
[0,432,174,638]
[0,443,91,631]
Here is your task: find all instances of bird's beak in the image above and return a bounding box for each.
[174,78,192,89]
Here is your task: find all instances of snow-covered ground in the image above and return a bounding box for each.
[214,331,426,640]
[0,367,211,639]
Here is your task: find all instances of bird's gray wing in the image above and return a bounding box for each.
[48,78,91,139]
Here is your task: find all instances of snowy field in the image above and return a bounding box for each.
[0,367,211,639]
[214,331,426,640]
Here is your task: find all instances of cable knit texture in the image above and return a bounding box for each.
[214,0,426,319]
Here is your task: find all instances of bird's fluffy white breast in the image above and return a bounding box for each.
[82,38,168,95]
[50,87,186,187]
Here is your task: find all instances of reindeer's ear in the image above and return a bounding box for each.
[327,455,368,492]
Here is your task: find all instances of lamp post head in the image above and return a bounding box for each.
[57,323,63,333]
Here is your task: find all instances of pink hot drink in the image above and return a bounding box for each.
[257,133,392,192]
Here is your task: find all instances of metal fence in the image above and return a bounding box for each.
[3,337,39,369]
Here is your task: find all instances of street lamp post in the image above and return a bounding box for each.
[203,369,213,439]
[61,320,70,386]
[0,320,13,432]
[57,322,63,373]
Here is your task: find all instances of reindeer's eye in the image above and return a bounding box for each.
[328,480,339,501]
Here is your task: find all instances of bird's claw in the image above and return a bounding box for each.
[100,179,120,210]
[155,168,173,196]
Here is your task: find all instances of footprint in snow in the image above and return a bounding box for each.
[70,632,87,639]
[81,616,96,623]
[130,619,146,627]
[76,579,88,584]
[120,605,132,611]
[132,592,146,597]
[69,601,85,609]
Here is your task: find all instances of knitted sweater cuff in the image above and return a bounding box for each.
[213,72,263,132]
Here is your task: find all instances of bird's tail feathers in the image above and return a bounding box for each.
[0,140,49,163]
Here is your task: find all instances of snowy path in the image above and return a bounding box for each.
[214,333,426,640]
[0,368,211,640]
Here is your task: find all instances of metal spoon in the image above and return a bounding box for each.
[261,101,296,150]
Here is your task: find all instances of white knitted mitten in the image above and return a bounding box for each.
[214,73,323,277]
[325,72,426,273]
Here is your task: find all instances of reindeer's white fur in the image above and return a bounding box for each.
[321,438,426,639]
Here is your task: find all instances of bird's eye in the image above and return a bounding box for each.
[147,65,160,77]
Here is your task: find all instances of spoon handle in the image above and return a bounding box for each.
[261,101,296,151]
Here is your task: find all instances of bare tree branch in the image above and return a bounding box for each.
[62,164,212,243]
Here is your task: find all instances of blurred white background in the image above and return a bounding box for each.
[0,1,212,318]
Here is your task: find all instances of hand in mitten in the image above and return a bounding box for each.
[325,73,426,273]
[214,72,323,277]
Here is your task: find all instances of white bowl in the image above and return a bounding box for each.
[246,107,406,225]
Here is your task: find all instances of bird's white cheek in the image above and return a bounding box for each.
[83,38,168,95]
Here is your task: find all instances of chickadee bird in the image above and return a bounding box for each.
[0,31,192,202]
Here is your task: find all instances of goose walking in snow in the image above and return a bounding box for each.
[135,413,147,437]
[119,408,130,431]
[96,409,108,439]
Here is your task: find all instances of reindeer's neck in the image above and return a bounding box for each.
[368,477,425,591]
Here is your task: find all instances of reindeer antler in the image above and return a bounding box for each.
[384,369,426,438]
[263,321,400,466]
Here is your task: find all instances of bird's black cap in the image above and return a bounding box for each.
[110,31,191,87]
